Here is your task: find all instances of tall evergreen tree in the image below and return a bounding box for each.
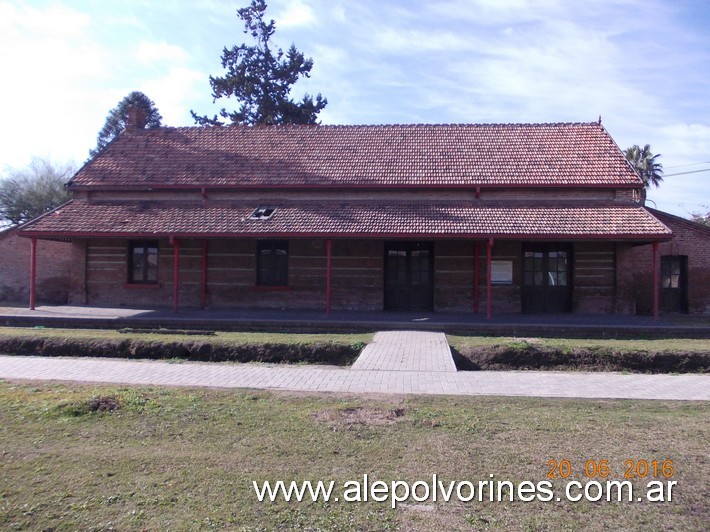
[624,144,664,204]
[191,0,327,126]
[90,91,163,158]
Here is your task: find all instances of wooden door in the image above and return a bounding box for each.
[661,256,688,313]
[522,243,572,313]
[384,242,434,311]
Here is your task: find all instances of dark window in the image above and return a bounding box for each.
[661,255,688,313]
[257,240,288,286]
[129,241,159,284]
[250,206,277,220]
[524,250,544,286]
[661,257,681,288]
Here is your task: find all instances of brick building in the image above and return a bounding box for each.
[18,114,709,316]
[0,227,70,304]
[630,209,710,315]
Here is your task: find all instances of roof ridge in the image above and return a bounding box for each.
[131,121,602,133]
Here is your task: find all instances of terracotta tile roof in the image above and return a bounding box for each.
[70,123,641,188]
[21,200,671,240]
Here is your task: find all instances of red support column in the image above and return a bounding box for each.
[172,238,180,314]
[486,238,494,320]
[325,239,333,316]
[652,241,660,320]
[473,241,480,313]
[201,240,208,309]
[29,237,37,310]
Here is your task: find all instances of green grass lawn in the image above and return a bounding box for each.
[446,335,710,353]
[0,326,373,347]
[0,381,707,530]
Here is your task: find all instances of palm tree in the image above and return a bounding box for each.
[624,144,664,204]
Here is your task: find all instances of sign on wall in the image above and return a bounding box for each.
[491,260,513,284]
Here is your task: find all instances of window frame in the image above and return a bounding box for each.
[256,240,289,287]
[128,240,160,285]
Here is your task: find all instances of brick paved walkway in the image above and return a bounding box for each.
[351,331,457,372]
[0,355,707,400]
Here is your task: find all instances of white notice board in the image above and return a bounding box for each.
[490,260,513,284]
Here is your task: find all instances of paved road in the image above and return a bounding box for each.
[1,355,707,400]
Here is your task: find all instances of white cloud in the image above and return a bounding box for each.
[656,124,710,164]
[0,2,110,167]
[141,66,205,126]
[371,28,476,54]
[275,0,316,28]
[135,41,188,65]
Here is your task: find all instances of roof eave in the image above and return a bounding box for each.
[67,182,643,192]
[19,229,673,242]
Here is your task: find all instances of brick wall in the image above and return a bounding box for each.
[573,242,616,313]
[435,240,521,314]
[70,235,679,314]
[332,240,382,310]
[0,229,71,304]
[628,212,710,315]
[76,238,379,311]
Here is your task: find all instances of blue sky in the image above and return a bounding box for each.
[0,0,708,217]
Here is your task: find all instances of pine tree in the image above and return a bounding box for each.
[90,91,163,158]
[191,0,327,126]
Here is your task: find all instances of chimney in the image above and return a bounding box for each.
[126,105,147,131]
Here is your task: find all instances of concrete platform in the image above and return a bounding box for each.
[351,331,457,372]
[1,304,709,338]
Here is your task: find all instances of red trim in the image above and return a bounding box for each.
[29,238,37,310]
[486,238,493,320]
[172,239,180,314]
[473,241,480,314]
[124,283,162,289]
[201,240,208,308]
[250,285,292,292]
[652,242,660,320]
[326,239,333,317]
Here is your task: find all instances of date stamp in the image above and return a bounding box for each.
[547,459,675,480]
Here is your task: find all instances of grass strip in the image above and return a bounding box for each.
[0,381,707,531]
[0,327,371,365]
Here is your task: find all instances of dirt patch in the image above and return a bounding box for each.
[453,344,710,373]
[118,328,216,336]
[86,395,121,412]
[313,406,406,427]
[0,336,363,366]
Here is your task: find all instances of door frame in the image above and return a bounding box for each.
[521,242,573,313]
[383,241,435,311]
[660,255,689,313]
